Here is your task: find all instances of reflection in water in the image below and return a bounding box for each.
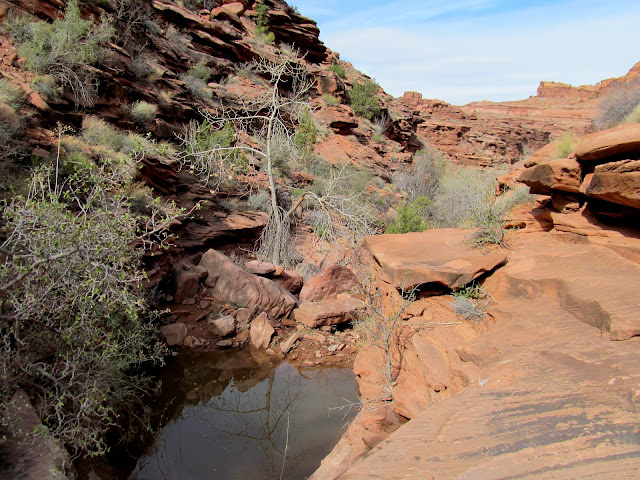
[130,349,358,480]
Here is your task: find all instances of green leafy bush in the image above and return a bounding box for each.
[0,164,169,456]
[349,79,382,120]
[452,283,488,322]
[386,196,430,234]
[10,0,114,106]
[329,61,346,79]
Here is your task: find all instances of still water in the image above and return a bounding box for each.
[130,349,359,480]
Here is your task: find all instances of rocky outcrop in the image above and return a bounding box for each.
[517,123,640,238]
[574,123,640,161]
[364,229,507,290]
[517,157,582,194]
[319,232,640,479]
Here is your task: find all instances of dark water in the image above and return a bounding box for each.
[129,349,359,480]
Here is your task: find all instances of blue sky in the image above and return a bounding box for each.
[291,0,640,105]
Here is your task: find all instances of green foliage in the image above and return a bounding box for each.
[555,133,576,158]
[386,196,430,234]
[294,108,317,164]
[10,0,114,105]
[187,59,212,83]
[130,101,158,127]
[594,79,640,130]
[254,1,275,44]
[82,116,139,155]
[329,61,346,79]
[322,93,340,106]
[624,103,640,124]
[349,79,382,120]
[0,79,25,110]
[0,163,170,456]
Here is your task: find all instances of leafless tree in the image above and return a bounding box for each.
[180,52,379,267]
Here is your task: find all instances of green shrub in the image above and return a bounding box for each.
[0,79,25,110]
[294,108,317,164]
[187,59,212,83]
[32,75,60,99]
[10,0,114,106]
[349,79,382,120]
[624,103,640,124]
[254,1,275,44]
[130,54,154,79]
[248,191,271,212]
[82,116,139,155]
[130,100,158,126]
[323,93,340,106]
[329,61,346,79]
[386,196,430,234]
[594,79,640,130]
[0,166,168,456]
[555,133,576,158]
[182,59,213,101]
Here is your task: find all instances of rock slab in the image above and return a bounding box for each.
[294,297,365,328]
[299,264,359,302]
[249,312,274,349]
[364,229,507,290]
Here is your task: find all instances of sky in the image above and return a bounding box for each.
[290,0,640,105]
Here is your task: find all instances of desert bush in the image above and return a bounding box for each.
[294,108,317,165]
[248,191,271,212]
[254,1,275,44]
[130,101,158,127]
[32,74,60,99]
[130,54,154,79]
[392,146,446,202]
[179,119,239,190]
[386,196,430,234]
[0,164,170,456]
[328,61,346,79]
[322,93,340,106]
[182,74,213,101]
[594,79,640,130]
[0,79,25,110]
[10,0,114,106]
[82,116,138,154]
[452,283,488,322]
[187,59,212,83]
[166,26,192,55]
[555,133,576,158]
[349,79,382,120]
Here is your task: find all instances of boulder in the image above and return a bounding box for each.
[524,141,561,168]
[294,298,365,328]
[198,249,296,319]
[364,229,507,290]
[160,323,188,346]
[250,312,275,349]
[574,123,640,161]
[207,315,236,337]
[579,159,640,209]
[273,269,304,294]
[518,157,582,194]
[244,260,276,276]
[174,270,200,302]
[299,265,359,302]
